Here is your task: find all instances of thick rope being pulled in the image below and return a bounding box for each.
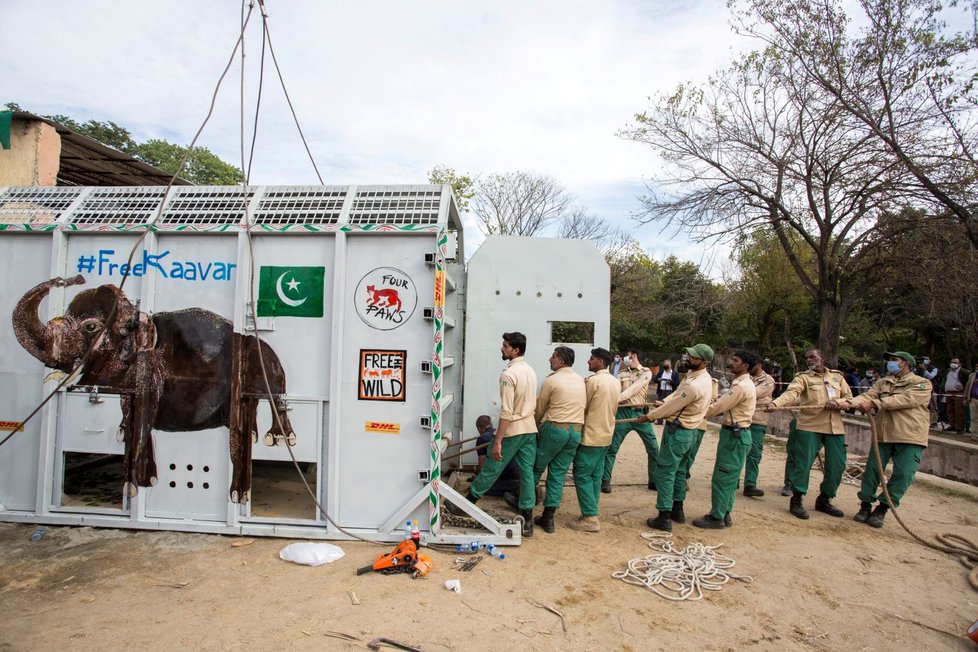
[612,533,753,601]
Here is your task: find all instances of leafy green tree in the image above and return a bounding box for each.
[134,140,241,185]
[427,165,476,213]
[3,103,241,185]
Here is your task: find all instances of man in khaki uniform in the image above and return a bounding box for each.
[602,350,658,493]
[635,343,715,531]
[682,375,718,492]
[528,346,586,533]
[447,332,538,537]
[569,347,621,532]
[692,351,758,529]
[766,349,852,520]
[743,360,775,497]
[831,352,931,528]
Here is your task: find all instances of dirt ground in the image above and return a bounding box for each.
[2,426,978,651]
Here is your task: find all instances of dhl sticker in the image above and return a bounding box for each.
[0,421,24,432]
[434,270,445,308]
[365,421,400,435]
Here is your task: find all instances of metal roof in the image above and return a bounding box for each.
[9,112,192,187]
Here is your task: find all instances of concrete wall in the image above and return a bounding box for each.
[766,411,978,487]
[0,118,61,186]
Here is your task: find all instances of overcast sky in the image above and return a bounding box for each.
[4,0,749,269]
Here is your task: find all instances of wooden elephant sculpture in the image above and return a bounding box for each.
[12,274,294,503]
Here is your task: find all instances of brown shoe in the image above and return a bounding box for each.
[568,515,600,532]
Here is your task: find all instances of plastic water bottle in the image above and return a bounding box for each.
[454,541,482,553]
[486,544,505,560]
[30,527,45,542]
[403,520,415,539]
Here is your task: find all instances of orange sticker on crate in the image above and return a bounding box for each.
[434,270,445,308]
[365,421,400,435]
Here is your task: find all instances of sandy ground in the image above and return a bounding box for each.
[2,426,978,651]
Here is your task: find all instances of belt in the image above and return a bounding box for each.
[620,406,643,412]
[547,421,581,431]
[721,424,749,431]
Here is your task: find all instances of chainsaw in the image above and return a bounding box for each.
[357,537,433,578]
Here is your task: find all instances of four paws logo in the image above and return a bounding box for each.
[355,267,418,330]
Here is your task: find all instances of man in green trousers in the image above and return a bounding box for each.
[447,332,538,537]
[528,346,586,533]
[602,350,656,493]
[692,351,758,529]
[743,359,775,497]
[569,347,621,532]
[831,352,931,528]
[766,349,852,520]
[634,343,715,532]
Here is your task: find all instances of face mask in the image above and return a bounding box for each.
[614,357,621,363]
[886,361,902,374]
[622,356,631,366]
[950,363,960,370]
[865,371,873,378]
[922,359,930,365]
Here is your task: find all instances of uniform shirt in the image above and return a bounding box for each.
[645,367,713,429]
[696,378,719,430]
[706,373,757,428]
[618,364,653,408]
[849,372,931,447]
[535,366,586,425]
[499,356,538,437]
[582,369,622,447]
[750,370,776,426]
[770,368,852,434]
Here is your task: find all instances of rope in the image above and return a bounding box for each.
[612,533,753,601]
[865,414,978,590]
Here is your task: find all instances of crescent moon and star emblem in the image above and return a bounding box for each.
[276,272,307,308]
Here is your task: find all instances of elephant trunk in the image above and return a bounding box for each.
[12,275,86,370]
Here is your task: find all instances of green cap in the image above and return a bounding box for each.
[884,351,915,367]
[684,343,714,361]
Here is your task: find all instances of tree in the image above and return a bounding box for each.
[622,46,918,365]
[3,103,242,185]
[427,165,476,213]
[732,0,978,248]
[135,140,241,186]
[557,207,616,243]
[471,172,574,236]
[728,229,815,348]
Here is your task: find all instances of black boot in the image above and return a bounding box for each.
[520,509,534,538]
[670,500,686,524]
[600,481,612,494]
[743,485,765,498]
[648,481,657,491]
[866,503,888,529]
[446,491,477,516]
[815,493,844,517]
[692,513,726,529]
[646,510,672,532]
[534,506,556,534]
[789,492,810,520]
[503,491,520,513]
[724,512,732,527]
[853,501,872,523]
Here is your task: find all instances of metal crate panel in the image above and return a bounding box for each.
[347,185,442,225]
[0,187,84,225]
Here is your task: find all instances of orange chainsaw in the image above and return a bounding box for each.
[357,538,433,578]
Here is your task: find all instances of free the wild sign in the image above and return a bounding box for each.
[359,349,406,402]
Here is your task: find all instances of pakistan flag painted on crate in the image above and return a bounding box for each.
[257,266,325,318]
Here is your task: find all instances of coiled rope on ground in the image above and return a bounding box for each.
[612,533,753,601]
